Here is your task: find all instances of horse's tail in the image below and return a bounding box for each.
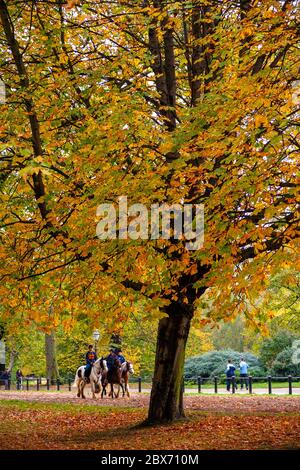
[73,368,81,388]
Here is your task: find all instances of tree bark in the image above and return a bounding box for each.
[147,304,192,424]
[7,348,17,373]
[45,331,59,383]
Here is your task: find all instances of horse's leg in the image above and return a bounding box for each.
[118,383,124,398]
[81,381,86,399]
[110,383,114,399]
[77,379,81,398]
[91,381,96,399]
[126,379,130,398]
[114,383,120,399]
[101,379,106,399]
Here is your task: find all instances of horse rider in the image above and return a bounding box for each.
[105,348,117,371]
[85,344,97,380]
[115,348,126,365]
[101,348,123,396]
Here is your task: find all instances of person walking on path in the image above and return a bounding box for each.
[16,369,23,390]
[0,369,10,390]
[225,359,236,392]
[239,358,249,390]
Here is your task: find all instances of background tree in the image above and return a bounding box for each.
[209,317,259,353]
[260,330,299,369]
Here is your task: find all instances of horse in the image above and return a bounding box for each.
[101,356,122,399]
[116,361,134,398]
[74,357,108,399]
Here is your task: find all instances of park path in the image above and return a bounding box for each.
[1,390,300,413]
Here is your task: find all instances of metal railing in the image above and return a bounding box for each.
[1,375,300,395]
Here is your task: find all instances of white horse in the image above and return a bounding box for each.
[116,361,134,398]
[74,358,108,399]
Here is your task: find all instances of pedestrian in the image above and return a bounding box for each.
[239,357,249,390]
[225,359,236,392]
[16,369,23,390]
[1,369,10,390]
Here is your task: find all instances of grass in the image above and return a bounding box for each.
[0,399,139,414]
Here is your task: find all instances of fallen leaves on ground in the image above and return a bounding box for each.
[1,391,300,412]
[0,393,299,450]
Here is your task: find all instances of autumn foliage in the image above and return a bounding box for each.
[0,1,299,422]
[0,394,300,450]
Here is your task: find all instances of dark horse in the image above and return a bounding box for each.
[101,356,123,399]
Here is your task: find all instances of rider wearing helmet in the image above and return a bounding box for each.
[115,348,126,365]
[105,347,125,370]
[106,348,118,371]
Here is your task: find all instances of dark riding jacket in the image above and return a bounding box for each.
[106,353,117,371]
[117,354,125,364]
[85,351,97,365]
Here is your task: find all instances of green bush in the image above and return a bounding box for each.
[270,347,300,377]
[184,350,263,381]
[259,330,298,369]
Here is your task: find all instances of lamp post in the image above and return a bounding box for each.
[92,330,100,355]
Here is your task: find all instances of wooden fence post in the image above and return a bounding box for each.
[288,375,292,395]
[249,376,252,394]
[214,376,218,394]
[268,376,272,394]
[198,376,201,394]
[232,376,236,394]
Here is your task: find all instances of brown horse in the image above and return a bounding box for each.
[116,361,134,398]
[101,356,122,399]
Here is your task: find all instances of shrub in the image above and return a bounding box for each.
[270,347,300,377]
[184,349,263,381]
[259,330,298,369]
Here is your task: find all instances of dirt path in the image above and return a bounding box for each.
[1,390,300,413]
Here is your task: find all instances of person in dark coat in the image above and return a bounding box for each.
[225,359,236,392]
[1,369,10,390]
[85,345,97,379]
[106,348,118,371]
[115,348,126,365]
[16,369,23,390]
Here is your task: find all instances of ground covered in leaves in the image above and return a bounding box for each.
[0,392,299,450]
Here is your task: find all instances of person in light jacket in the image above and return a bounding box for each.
[239,358,249,390]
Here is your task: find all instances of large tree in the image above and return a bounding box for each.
[0,0,299,423]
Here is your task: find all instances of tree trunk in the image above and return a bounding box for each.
[7,348,17,373]
[147,306,192,424]
[45,331,59,383]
